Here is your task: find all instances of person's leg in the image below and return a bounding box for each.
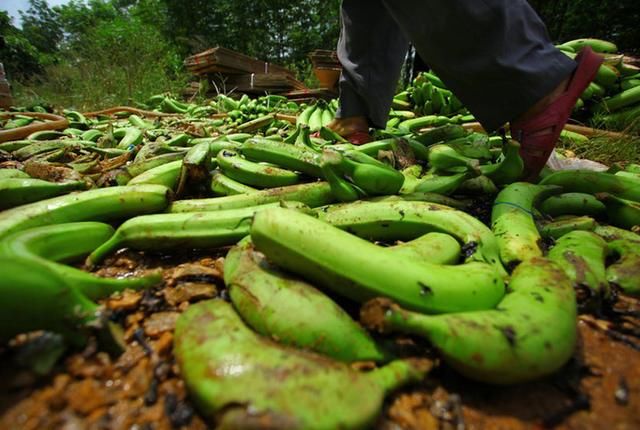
[333,0,409,136]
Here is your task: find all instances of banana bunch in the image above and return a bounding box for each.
[405,72,469,119]
[296,99,338,132]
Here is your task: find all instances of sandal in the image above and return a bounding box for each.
[510,46,603,181]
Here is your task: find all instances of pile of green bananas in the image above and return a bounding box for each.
[1,85,640,429]
[296,99,338,131]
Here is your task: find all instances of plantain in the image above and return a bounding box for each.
[594,224,640,242]
[0,223,161,300]
[606,239,640,296]
[321,159,363,202]
[478,139,524,185]
[539,192,607,218]
[217,149,300,188]
[0,168,30,179]
[0,178,87,210]
[169,182,335,213]
[315,200,506,277]
[224,237,389,362]
[175,141,213,196]
[457,175,499,195]
[361,257,576,385]
[87,202,305,266]
[389,232,461,265]
[126,159,182,189]
[414,171,475,195]
[596,192,640,229]
[540,170,640,202]
[210,170,258,196]
[368,192,472,211]
[412,124,468,147]
[428,144,480,174]
[491,183,562,269]
[539,216,597,239]
[548,230,610,307]
[174,299,431,430]
[0,184,171,240]
[241,137,323,177]
[251,208,505,313]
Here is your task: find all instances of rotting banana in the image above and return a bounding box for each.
[251,208,505,313]
[0,184,171,240]
[0,222,162,300]
[361,257,576,385]
[315,200,507,277]
[491,182,562,270]
[548,230,610,308]
[174,299,431,430]
[224,237,389,362]
[169,182,335,212]
[0,178,87,210]
[606,239,640,296]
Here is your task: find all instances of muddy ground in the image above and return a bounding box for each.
[1,248,638,430]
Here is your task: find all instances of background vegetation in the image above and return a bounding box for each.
[0,0,638,110]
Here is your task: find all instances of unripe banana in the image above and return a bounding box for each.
[0,184,171,240]
[361,257,576,385]
[594,224,640,242]
[315,200,506,277]
[368,192,472,211]
[413,171,475,195]
[0,178,87,210]
[0,168,30,179]
[412,124,467,147]
[491,183,562,269]
[251,208,505,314]
[330,149,405,196]
[539,192,606,218]
[126,159,182,189]
[389,232,461,265]
[321,159,363,202]
[478,139,524,185]
[224,237,389,362]
[606,239,640,296]
[539,216,597,239]
[241,137,323,177]
[210,170,257,196]
[428,144,479,173]
[217,149,300,188]
[540,170,640,202]
[548,231,610,307]
[174,300,431,430]
[596,192,640,229]
[457,175,499,195]
[0,223,162,300]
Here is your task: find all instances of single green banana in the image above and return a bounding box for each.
[368,192,472,211]
[0,223,161,300]
[210,170,258,196]
[413,171,475,195]
[428,144,479,173]
[0,168,30,179]
[120,152,185,184]
[412,124,467,147]
[606,239,640,296]
[0,178,87,209]
[321,159,363,202]
[596,192,640,229]
[12,140,87,160]
[478,139,524,185]
[360,257,576,385]
[594,224,640,242]
[87,202,303,266]
[445,134,493,160]
[352,137,431,162]
[539,216,597,239]
[114,127,143,149]
[241,137,323,177]
[0,184,171,240]
[491,183,562,269]
[389,232,461,265]
[539,192,607,218]
[217,149,300,188]
[315,200,506,277]
[126,159,182,189]
[224,237,389,362]
[539,170,640,202]
[251,208,505,313]
[0,256,101,347]
[174,300,431,430]
[548,231,610,306]
[457,175,499,195]
[169,182,335,212]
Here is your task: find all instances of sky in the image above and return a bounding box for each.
[1,0,71,27]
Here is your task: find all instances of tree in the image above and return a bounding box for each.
[19,0,63,55]
[0,11,43,79]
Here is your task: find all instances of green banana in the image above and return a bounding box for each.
[169,182,335,212]
[594,224,640,242]
[26,130,67,140]
[596,192,640,229]
[548,231,610,306]
[539,192,607,218]
[414,171,475,195]
[296,104,316,126]
[114,127,143,150]
[87,202,303,266]
[0,168,30,179]
[210,170,258,196]
[389,232,461,265]
[559,38,618,54]
[315,200,506,277]
[445,134,493,160]
[606,239,640,296]
[122,152,185,181]
[428,144,479,173]
[0,184,171,240]
[353,137,431,162]
[0,256,102,347]
[217,149,300,188]
[458,175,499,195]
[478,139,524,185]
[176,141,213,196]
[174,300,430,430]
[399,164,422,194]
[0,178,87,210]
[224,237,389,362]
[369,192,472,211]
[321,159,363,202]
[539,216,597,239]
[412,124,467,147]
[398,115,450,132]
[126,159,182,189]
[539,170,640,202]
[241,137,323,177]
[360,257,576,384]
[251,207,505,313]
[13,140,87,160]
[0,223,161,300]
[491,183,562,269]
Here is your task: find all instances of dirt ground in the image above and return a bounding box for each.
[1,248,638,430]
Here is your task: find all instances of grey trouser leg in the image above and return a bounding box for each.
[336,0,409,129]
[337,0,576,132]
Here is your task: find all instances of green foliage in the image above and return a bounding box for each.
[19,0,63,55]
[0,11,43,79]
